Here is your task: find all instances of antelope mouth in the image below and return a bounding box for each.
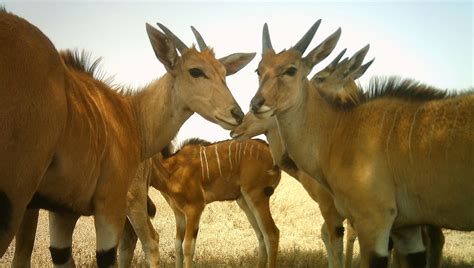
[253,105,275,119]
[215,116,239,130]
[230,131,244,140]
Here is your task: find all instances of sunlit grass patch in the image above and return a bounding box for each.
[2,173,473,267]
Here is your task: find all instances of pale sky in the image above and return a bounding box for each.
[5,1,473,143]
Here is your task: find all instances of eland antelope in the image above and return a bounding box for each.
[1,9,254,267]
[312,50,446,268]
[120,138,281,268]
[231,83,445,268]
[249,21,473,268]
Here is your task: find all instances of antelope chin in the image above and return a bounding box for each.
[253,105,274,119]
[215,116,239,130]
[230,131,245,140]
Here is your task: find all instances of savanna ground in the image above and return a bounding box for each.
[2,173,473,267]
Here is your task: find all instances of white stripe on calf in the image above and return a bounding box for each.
[234,143,239,167]
[228,141,234,171]
[199,146,205,181]
[215,145,222,177]
[238,143,243,163]
[203,146,210,181]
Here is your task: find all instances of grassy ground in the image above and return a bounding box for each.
[1,173,473,267]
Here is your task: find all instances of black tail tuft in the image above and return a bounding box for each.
[263,186,274,197]
[0,191,12,232]
[280,151,298,173]
[147,195,156,218]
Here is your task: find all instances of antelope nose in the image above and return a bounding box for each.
[251,96,265,113]
[231,106,244,124]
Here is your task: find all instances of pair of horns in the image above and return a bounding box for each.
[263,21,373,75]
[156,23,208,54]
[161,20,324,55]
[262,19,322,54]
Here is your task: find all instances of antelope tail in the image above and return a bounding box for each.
[147,195,157,218]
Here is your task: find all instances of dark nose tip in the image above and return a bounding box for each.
[231,107,244,124]
[250,95,265,112]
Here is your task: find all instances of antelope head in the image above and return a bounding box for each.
[250,20,341,118]
[231,45,375,141]
[146,23,256,129]
[312,46,374,106]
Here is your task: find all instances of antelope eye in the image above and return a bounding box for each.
[255,69,261,76]
[189,68,206,78]
[284,67,297,76]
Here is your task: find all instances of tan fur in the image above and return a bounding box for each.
[234,64,448,268]
[0,11,140,259]
[250,22,473,267]
[2,11,253,266]
[122,139,281,268]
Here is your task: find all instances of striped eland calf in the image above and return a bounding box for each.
[121,138,281,268]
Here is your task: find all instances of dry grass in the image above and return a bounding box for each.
[1,173,473,267]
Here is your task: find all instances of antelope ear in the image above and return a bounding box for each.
[145,23,179,73]
[303,28,341,70]
[219,52,256,76]
[350,58,374,80]
[344,44,370,76]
